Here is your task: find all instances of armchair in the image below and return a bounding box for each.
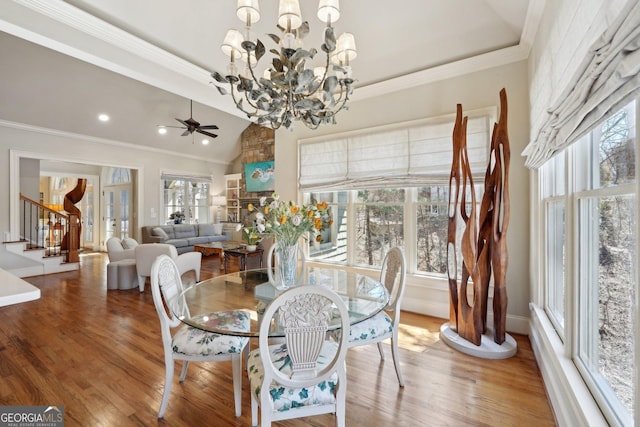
[135,243,202,292]
[106,237,138,262]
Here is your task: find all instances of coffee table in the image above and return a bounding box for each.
[194,241,243,270]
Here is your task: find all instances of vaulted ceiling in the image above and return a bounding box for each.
[0,0,542,164]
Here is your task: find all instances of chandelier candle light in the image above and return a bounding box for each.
[212,0,357,130]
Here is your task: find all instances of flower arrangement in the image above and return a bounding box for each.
[169,210,185,224]
[242,224,262,245]
[245,192,332,246]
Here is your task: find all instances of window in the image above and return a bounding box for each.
[162,176,211,224]
[575,102,636,424]
[541,152,566,337]
[305,185,483,274]
[300,110,494,272]
[540,101,637,425]
[355,189,404,267]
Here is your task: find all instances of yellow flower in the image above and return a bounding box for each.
[244,192,332,246]
[248,203,254,212]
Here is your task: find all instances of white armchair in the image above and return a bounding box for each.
[135,243,202,292]
[106,237,138,262]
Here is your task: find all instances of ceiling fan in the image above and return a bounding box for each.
[159,100,219,139]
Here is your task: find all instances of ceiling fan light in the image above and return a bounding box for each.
[317,0,340,25]
[237,0,261,26]
[278,0,302,31]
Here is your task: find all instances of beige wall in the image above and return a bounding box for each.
[273,60,532,329]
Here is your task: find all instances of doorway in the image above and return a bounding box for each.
[103,184,131,241]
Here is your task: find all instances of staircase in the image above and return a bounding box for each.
[1,241,79,278]
[1,190,84,278]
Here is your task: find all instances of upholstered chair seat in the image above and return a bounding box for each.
[247,341,340,412]
[349,311,393,343]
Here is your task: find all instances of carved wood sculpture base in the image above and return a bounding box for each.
[439,323,517,359]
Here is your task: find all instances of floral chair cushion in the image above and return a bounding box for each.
[349,311,392,343]
[173,310,249,356]
[247,342,339,412]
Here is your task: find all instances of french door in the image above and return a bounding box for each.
[103,184,131,243]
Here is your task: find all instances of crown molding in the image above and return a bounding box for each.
[352,44,530,102]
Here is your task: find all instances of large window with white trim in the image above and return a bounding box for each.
[300,110,493,272]
[299,108,496,270]
[162,175,211,225]
[540,101,637,425]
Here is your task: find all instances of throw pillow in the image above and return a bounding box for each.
[213,223,223,235]
[121,237,138,249]
[198,223,215,236]
[152,227,169,240]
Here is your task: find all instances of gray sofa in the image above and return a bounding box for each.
[140,223,229,254]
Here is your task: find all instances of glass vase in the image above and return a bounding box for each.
[267,241,304,290]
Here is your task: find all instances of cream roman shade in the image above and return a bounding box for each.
[523,0,640,169]
[299,113,492,191]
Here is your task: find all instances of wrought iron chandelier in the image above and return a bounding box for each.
[211,0,357,130]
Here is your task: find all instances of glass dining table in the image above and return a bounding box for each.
[169,266,389,338]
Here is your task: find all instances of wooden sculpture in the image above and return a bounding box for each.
[447,89,510,346]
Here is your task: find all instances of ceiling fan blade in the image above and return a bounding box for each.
[158,125,186,129]
[198,125,219,130]
[181,130,191,136]
[196,129,218,138]
[176,118,189,127]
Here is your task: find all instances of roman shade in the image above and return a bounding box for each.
[299,110,493,191]
[523,0,640,169]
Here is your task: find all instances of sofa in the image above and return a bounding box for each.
[140,223,229,254]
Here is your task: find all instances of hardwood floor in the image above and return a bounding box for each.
[0,252,556,426]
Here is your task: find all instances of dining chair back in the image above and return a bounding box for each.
[247,285,349,427]
[136,243,201,292]
[347,246,406,386]
[150,255,249,418]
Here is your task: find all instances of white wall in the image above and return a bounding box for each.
[0,123,230,242]
[274,60,531,332]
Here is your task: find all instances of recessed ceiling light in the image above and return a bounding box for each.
[98,114,110,122]
[202,139,209,145]
[158,127,167,135]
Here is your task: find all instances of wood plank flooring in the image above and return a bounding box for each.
[0,252,556,426]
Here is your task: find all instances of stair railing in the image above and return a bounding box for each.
[19,194,80,263]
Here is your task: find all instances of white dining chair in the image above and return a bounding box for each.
[348,246,407,386]
[247,285,350,427]
[150,254,249,418]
